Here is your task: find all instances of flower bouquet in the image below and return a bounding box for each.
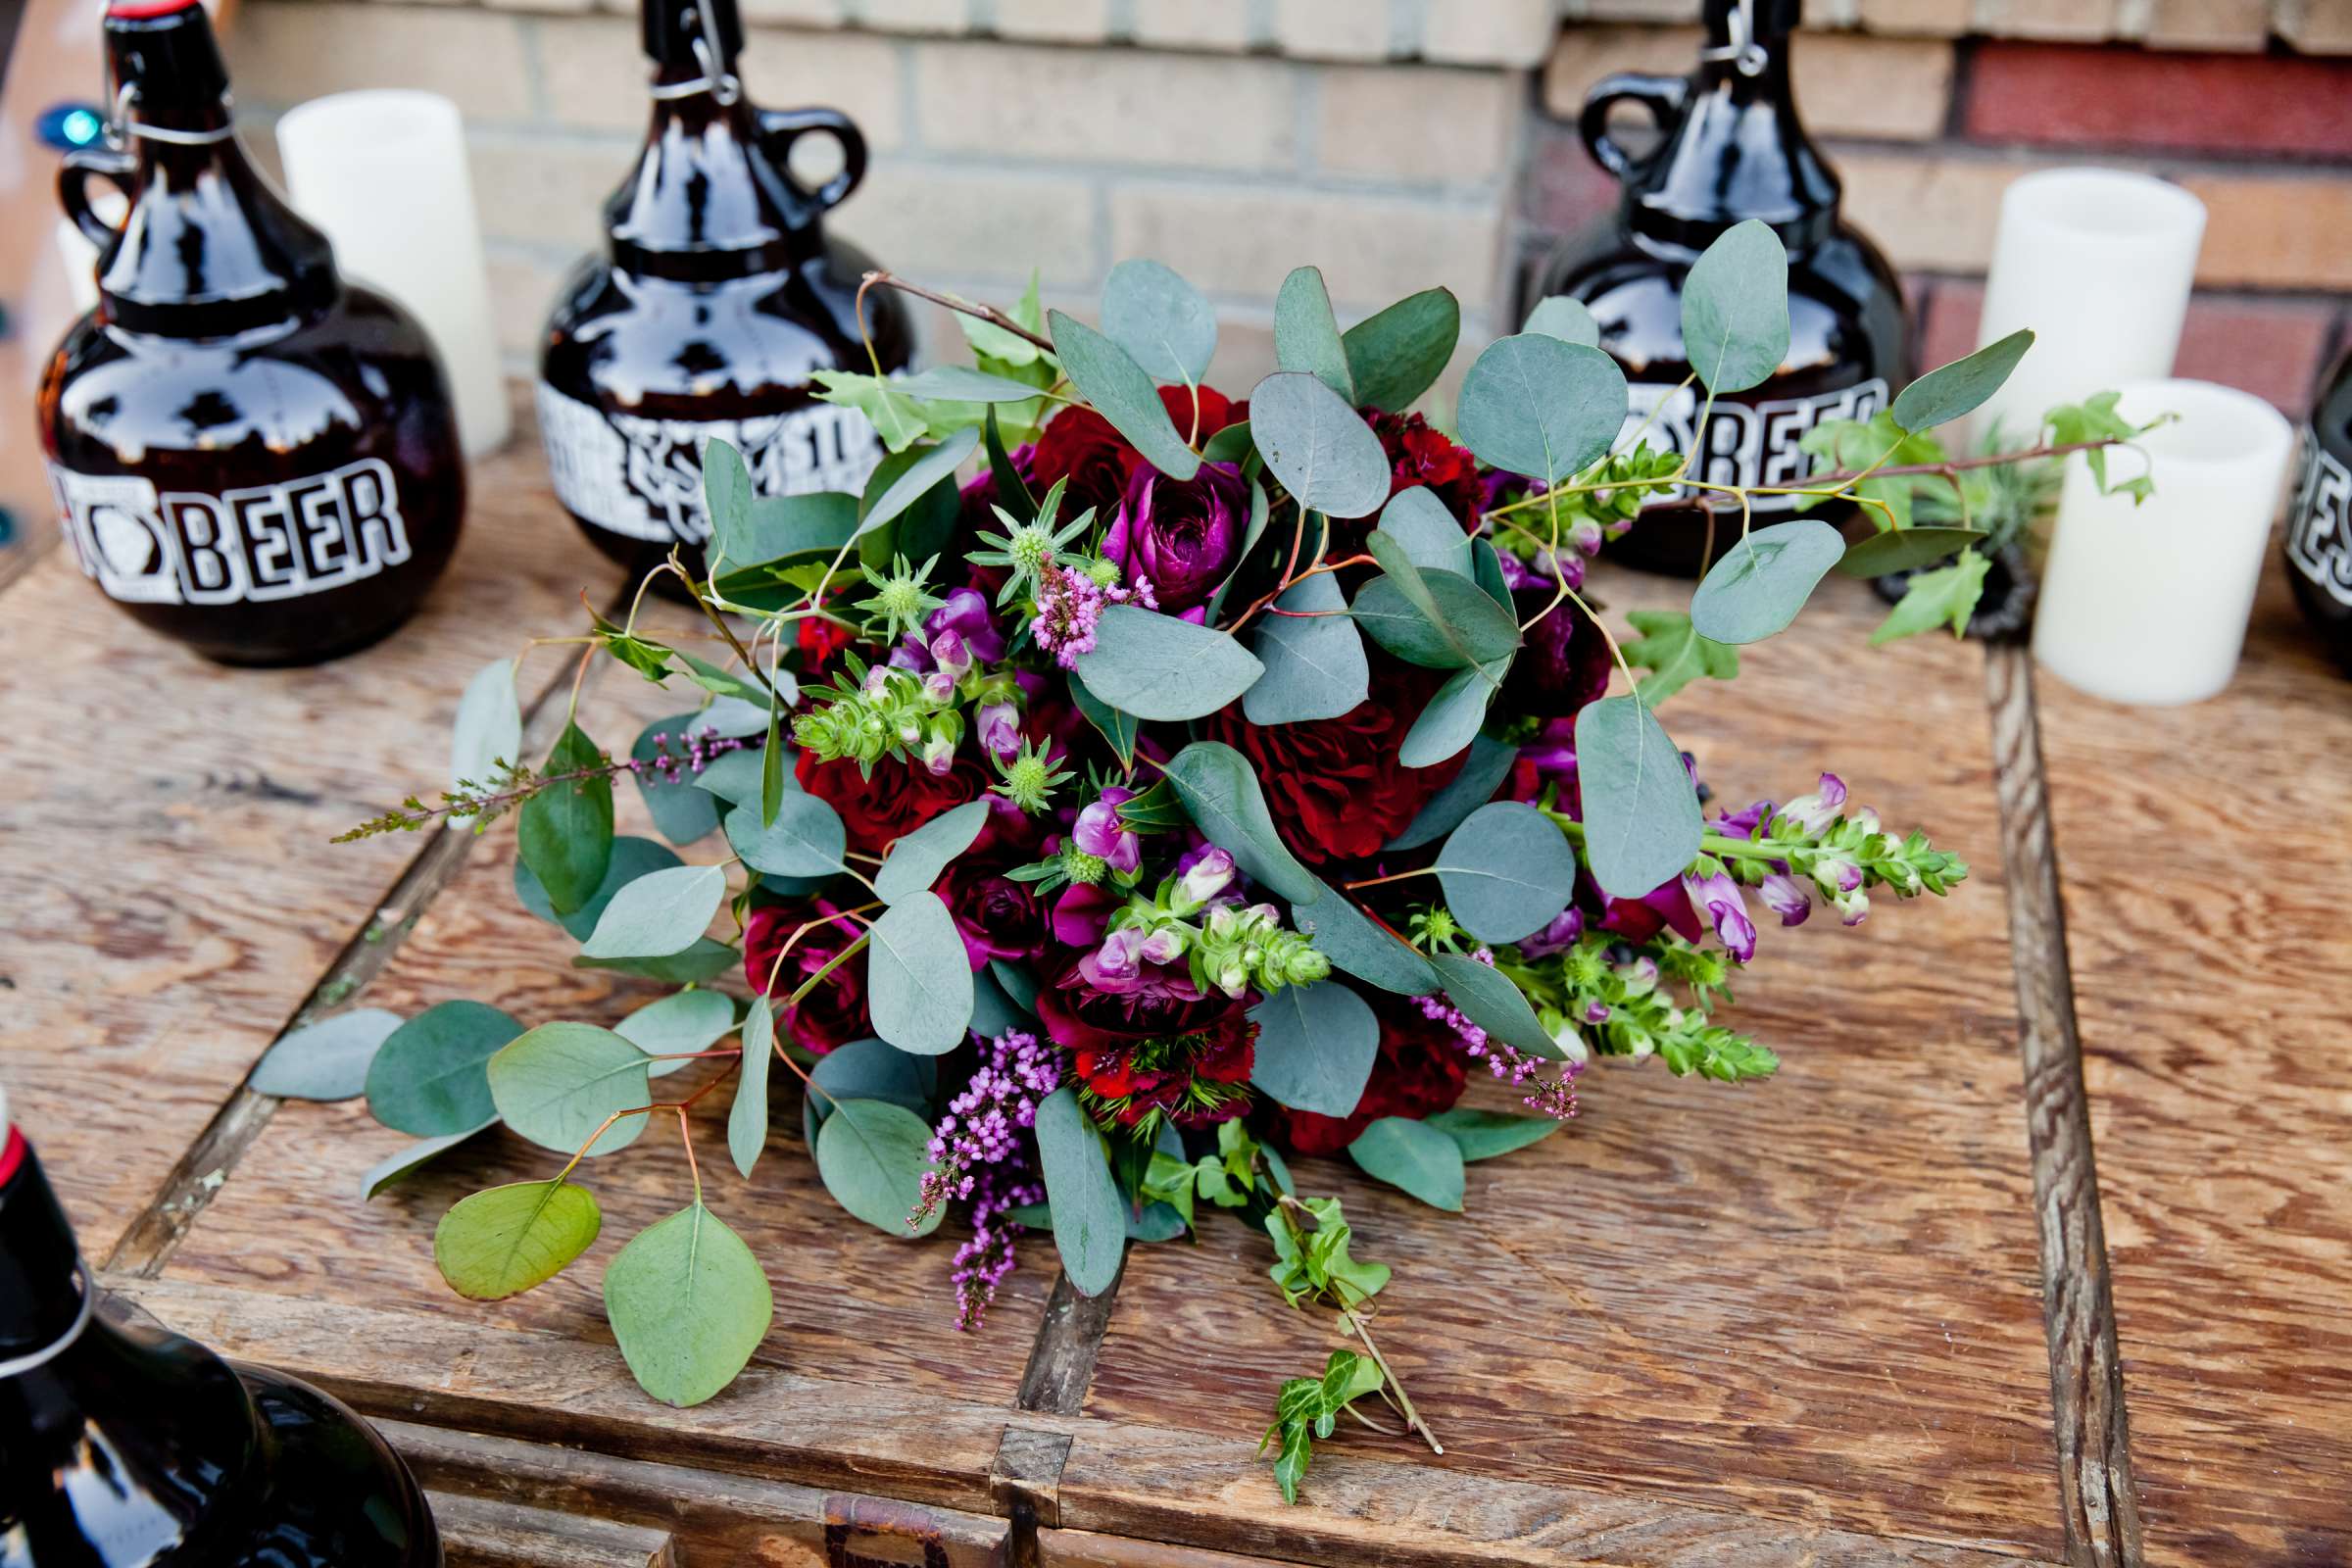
[330,220,2143,1501]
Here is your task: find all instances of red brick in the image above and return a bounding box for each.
[1962,42,2352,159]
[1914,279,2335,419]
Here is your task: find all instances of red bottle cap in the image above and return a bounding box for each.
[107,0,205,17]
[0,1129,23,1191]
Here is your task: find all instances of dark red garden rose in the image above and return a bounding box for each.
[935,795,1049,968]
[796,750,988,858]
[1035,956,1257,1129]
[1030,386,1238,517]
[1270,993,1470,1155]
[744,899,871,1054]
[1198,653,1469,865]
[1500,586,1611,726]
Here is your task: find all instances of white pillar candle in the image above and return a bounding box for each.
[1967,170,2206,448]
[276,91,512,458]
[2033,378,2293,707]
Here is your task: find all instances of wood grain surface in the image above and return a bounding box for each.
[2033,568,2352,1567]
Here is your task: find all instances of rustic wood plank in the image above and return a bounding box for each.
[2032,566,2352,1567]
[1070,570,2065,1561]
[431,1493,677,1568]
[0,394,632,1255]
[1982,641,2140,1568]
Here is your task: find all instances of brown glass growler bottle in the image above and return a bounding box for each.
[38,0,466,666]
[538,0,913,582]
[1537,0,1909,576]
[2285,347,2352,674]
[0,1090,441,1566]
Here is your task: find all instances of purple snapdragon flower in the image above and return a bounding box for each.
[1073,785,1142,876]
[1681,867,1757,963]
[1780,772,1848,836]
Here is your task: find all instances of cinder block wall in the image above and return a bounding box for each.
[220,0,2352,415]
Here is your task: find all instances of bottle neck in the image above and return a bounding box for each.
[0,1135,90,1362]
[608,49,822,280]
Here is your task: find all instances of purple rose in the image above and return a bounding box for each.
[1102,460,1248,616]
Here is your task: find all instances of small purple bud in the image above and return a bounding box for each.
[930,628,973,680]
[1515,906,1585,960]
[1072,797,1142,877]
[977,702,1021,760]
[1760,871,1813,927]
[1681,867,1757,964]
[1582,1001,1611,1025]
[1139,927,1185,966]
[1174,846,1237,910]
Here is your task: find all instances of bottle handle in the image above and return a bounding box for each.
[1580,72,1690,182]
[758,107,867,211]
[60,144,138,254]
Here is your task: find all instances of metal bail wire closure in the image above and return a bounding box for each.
[102,81,239,147]
[0,1257,97,1380]
[1697,0,1770,76]
[647,0,743,105]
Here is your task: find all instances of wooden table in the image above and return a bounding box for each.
[3,404,2345,1567]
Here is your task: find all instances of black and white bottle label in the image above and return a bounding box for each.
[49,458,412,607]
[1620,377,1891,513]
[536,384,885,547]
[2285,428,2352,609]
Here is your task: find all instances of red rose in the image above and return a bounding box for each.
[744,899,871,1054]
[1029,387,1238,518]
[796,591,858,672]
[1198,652,1470,865]
[1035,957,1257,1129]
[1271,992,1469,1155]
[1372,410,1485,526]
[797,751,988,858]
[935,795,1049,968]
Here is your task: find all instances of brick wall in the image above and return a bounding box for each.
[221,0,2352,415]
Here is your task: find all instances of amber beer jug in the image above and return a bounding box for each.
[537,0,913,580]
[38,0,466,665]
[1538,0,1909,576]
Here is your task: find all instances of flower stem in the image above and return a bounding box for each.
[860,270,1056,353]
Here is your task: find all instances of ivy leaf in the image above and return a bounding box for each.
[1869,551,1991,646]
[956,271,1050,368]
[1621,609,1740,706]
[865,892,975,1055]
[1574,695,1703,900]
[1035,1087,1125,1296]
[1430,952,1563,1060]
[1837,525,1987,577]
[1340,286,1458,414]
[1457,333,1627,484]
[1071,607,1264,721]
[810,368,928,452]
[435,1180,601,1301]
[603,1201,773,1408]
[1248,980,1379,1117]
[516,722,614,916]
[1102,258,1218,386]
[873,800,992,905]
[1690,519,1846,645]
[1348,1117,1465,1211]
[1433,801,1578,944]
[250,1008,402,1102]
[449,659,520,829]
[2045,390,2157,500]
[1521,295,1599,347]
[1385,735,1517,853]
[1245,571,1369,725]
[1050,309,1201,480]
[723,794,848,880]
[813,1098,943,1237]
[366,1000,523,1136]
[1680,219,1789,395]
[1427,1106,1564,1161]
[727,998,775,1180]
[1250,370,1394,518]
[487,1023,652,1157]
[1892,328,2034,434]
[579,864,727,960]
[1160,743,1319,906]
[1273,266,1354,403]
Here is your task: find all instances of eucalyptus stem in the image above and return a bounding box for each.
[860,269,1056,353]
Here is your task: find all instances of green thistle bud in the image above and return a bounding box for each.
[1061,846,1108,885]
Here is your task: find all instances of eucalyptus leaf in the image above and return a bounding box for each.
[1069,673,1140,766]
[1385,735,1517,852]
[1457,334,1626,484]
[1430,952,1562,1059]
[1892,328,2034,433]
[873,800,992,905]
[967,961,1035,1041]
[813,1098,942,1237]
[250,1008,402,1102]
[1376,486,1474,577]
[359,1118,498,1201]
[487,1023,652,1157]
[1035,1087,1125,1296]
[1250,371,1393,519]
[616,989,740,1077]
[693,748,767,808]
[801,1037,933,1150]
[516,722,614,917]
[1341,287,1459,413]
[435,1180,601,1300]
[516,836,685,943]
[1049,310,1201,480]
[1690,519,1846,645]
[859,426,980,538]
[1101,258,1218,386]
[367,1000,523,1136]
[1201,420,1255,465]
[724,794,848,880]
[1070,607,1263,721]
[1521,295,1599,347]
[1397,661,1500,768]
[1433,802,1578,943]
[717,490,858,573]
[701,438,754,550]
[1836,525,1987,577]
[1681,219,1790,395]
[1572,696,1702,900]
[579,864,727,960]
[1292,885,1439,996]
[1347,1117,1464,1211]
[1273,266,1354,402]
[1245,572,1367,725]
[604,1202,773,1408]
[1249,981,1379,1117]
[1427,1106,1563,1161]
[573,938,738,985]
[450,659,520,828]
[728,998,775,1180]
[858,443,963,567]
[1160,743,1320,906]
[631,715,722,846]
[897,366,1054,403]
[865,892,975,1055]
[1352,545,1519,670]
